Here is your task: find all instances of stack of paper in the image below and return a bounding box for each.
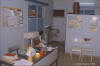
[14,59,33,66]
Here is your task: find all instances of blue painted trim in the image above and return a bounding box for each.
[25,0,49,6]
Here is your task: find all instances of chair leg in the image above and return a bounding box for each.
[91,51,93,62]
[79,50,84,61]
[79,51,83,62]
[91,55,92,62]
[70,51,72,59]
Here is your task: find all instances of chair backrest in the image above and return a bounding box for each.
[72,37,93,48]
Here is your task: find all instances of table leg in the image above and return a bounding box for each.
[0,63,1,66]
[0,62,2,66]
[50,59,58,66]
[56,59,58,66]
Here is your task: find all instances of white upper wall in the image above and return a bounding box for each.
[74,0,95,3]
[95,0,100,15]
[54,0,73,12]
[39,0,54,26]
[54,0,96,10]
[74,0,95,6]
[38,0,48,3]
[0,0,1,58]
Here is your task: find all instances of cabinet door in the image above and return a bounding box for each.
[28,5,44,32]
[28,18,37,32]
[28,5,36,18]
[38,18,44,31]
[38,6,44,31]
[38,6,42,18]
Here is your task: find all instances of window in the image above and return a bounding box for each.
[53,10,64,17]
[80,6,95,15]
[80,10,95,15]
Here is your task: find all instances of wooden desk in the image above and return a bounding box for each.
[0,48,58,66]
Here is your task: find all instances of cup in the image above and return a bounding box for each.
[35,53,40,59]
[40,50,44,57]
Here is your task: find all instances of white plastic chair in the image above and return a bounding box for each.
[70,45,83,61]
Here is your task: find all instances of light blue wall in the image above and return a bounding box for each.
[0,0,1,58]
[0,0,28,57]
[42,0,53,26]
[65,14,100,57]
[0,0,53,58]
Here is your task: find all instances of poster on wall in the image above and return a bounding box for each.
[28,5,36,18]
[68,16,83,29]
[90,16,98,32]
[2,6,23,27]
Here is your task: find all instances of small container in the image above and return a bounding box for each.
[28,56,33,62]
[73,2,80,14]
[40,50,44,57]
[35,53,40,59]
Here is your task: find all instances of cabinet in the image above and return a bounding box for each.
[28,5,44,32]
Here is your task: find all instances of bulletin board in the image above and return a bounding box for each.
[2,6,23,27]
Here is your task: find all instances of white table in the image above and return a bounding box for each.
[34,48,58,66]
[0,48,58,66]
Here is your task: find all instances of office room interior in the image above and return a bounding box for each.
[0,0,100,66]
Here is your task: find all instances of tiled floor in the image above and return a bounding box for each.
[51,42,100,66]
